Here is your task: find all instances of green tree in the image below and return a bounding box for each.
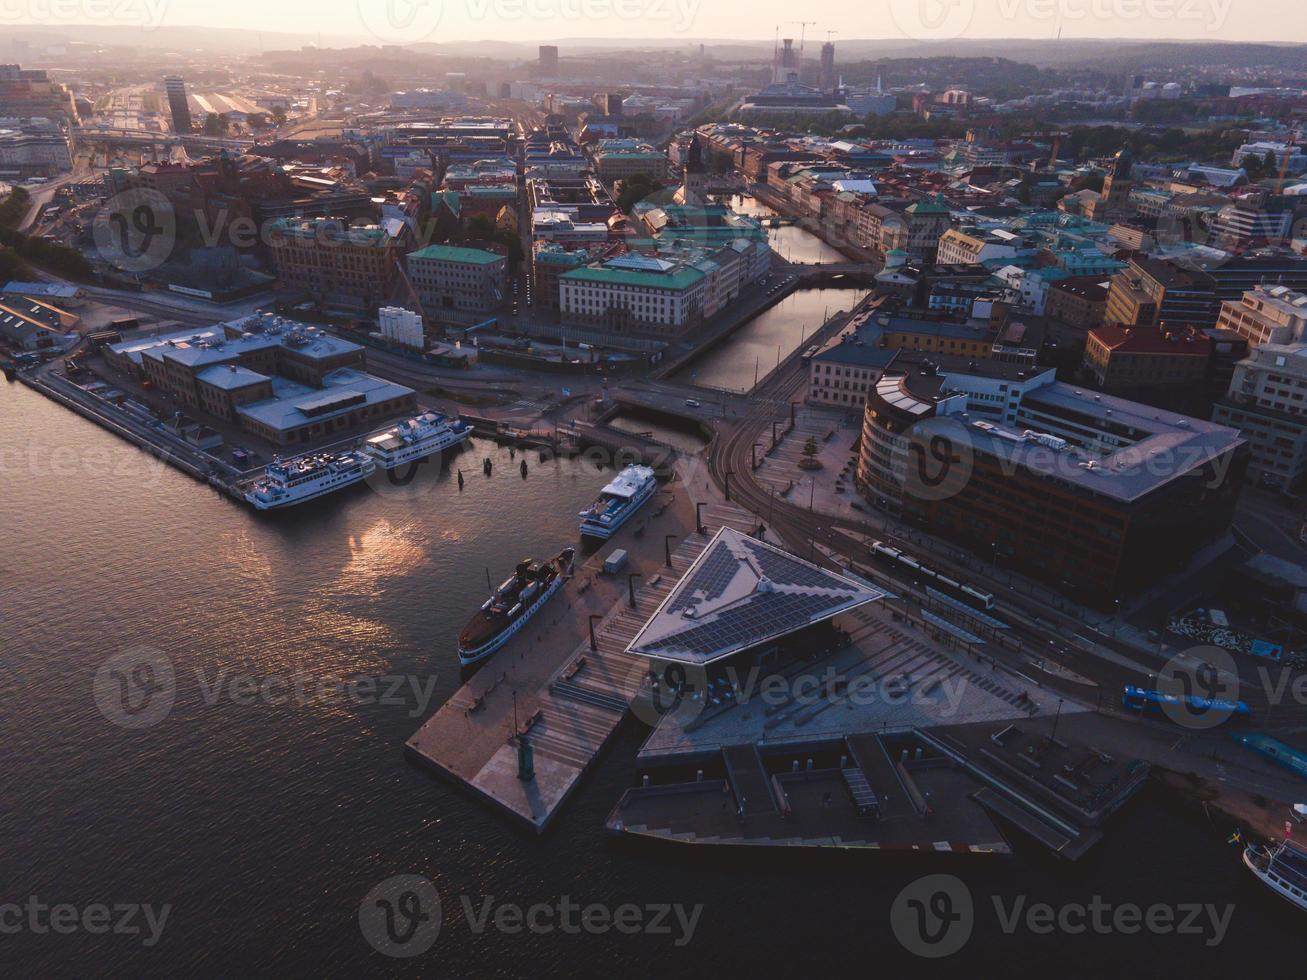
[616,172,657,212]
[0,186,31,228]
[271,105,288,127]
[464,215,496,240]
[0,245,31,282]
[202,112,229,136]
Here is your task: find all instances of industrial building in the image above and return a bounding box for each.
[103,318,416,447]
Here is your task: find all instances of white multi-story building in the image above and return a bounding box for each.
[935,226,1026,266]
[1216,285,1307,347]
[0,117,71,175]
[559,256,708,337]
[1232,141,1307,174]
[1214,343,1307,489]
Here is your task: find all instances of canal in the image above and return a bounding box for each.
[670,285,867,393]
[725,193,850,264]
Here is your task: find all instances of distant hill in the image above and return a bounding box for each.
[3,24,348,53]
[4,26,1304,71]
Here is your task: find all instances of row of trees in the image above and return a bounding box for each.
[0,185,92,280]
[0,186,31,228]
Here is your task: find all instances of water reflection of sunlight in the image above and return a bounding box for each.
[338,519,432,594]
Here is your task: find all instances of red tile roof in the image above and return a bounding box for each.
[1089,323,1211,356]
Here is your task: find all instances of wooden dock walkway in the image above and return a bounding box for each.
[405,494,759,833]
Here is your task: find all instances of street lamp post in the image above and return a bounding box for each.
[695,501,706,536]
[627,573,642,609]
[1048,697,1065,746]
[664,534,676,568]
[588,614,602,652]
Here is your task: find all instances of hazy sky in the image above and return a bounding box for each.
[7,0,1307,45]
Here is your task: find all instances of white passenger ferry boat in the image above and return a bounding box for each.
[578,465,657,539]
[244,451,376,510]
[363,411,471,470]
[1244,837,1307,912]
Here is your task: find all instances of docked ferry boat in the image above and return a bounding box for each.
[1244,837,1307,912]
[244,451,376,510]
[578,465,657,539]
[458,548,575,665]
[363,411,470,470]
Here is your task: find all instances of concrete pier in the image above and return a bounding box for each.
[405,478,760,833]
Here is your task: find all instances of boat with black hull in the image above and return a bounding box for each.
[458,548,576,665]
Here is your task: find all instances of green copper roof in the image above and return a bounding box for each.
[408,244,505,265]
[560,265,705,289]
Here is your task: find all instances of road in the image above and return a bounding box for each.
[1235,489,1307,562]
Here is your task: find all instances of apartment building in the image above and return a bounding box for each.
[1213,343,1307,490]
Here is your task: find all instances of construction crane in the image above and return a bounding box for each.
[787,21,816,56]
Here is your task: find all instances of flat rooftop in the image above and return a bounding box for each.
[196,363,267,390]
[236,368,412,433]
[980,384,1245,502]
[110,318,363,368]
[875,355,1246,502]
[625,527,885,666]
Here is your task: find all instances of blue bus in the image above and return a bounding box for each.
[1122,685,1250,724]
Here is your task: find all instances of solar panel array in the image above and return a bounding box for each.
[685,542,743,601]
[741,540,836,589]
[652,592,844,657]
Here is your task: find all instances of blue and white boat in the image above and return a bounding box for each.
[244,451,376,510]
[578,465,657,539]
[363,411,471,470]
